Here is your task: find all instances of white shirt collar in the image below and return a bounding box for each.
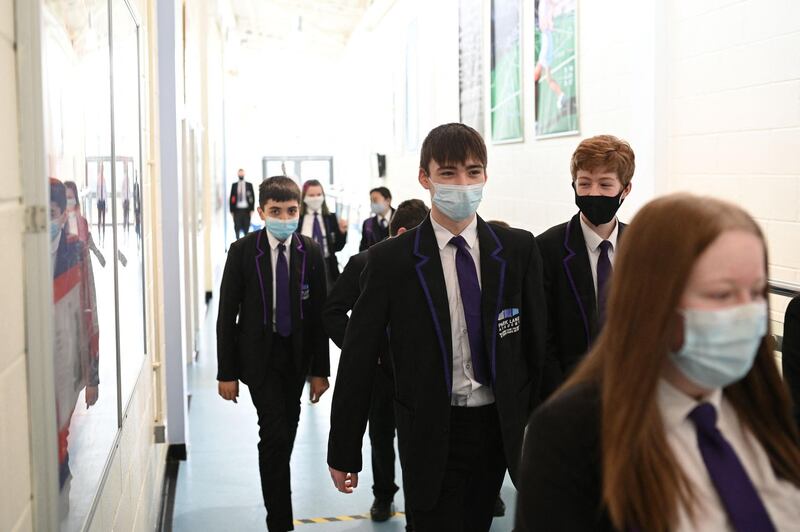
[430,214,478,251]
[579,215,619,252]
[266,229,291,250]
[657,378,723,430]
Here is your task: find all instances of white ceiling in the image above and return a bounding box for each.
[230,0,371,50]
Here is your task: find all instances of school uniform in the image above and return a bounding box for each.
[537,213,626,397]
[516,380,800,531]
[359,207,395,251]
[783,296,800,429]
[298,209,347,286]
[323,251,399,505]
[328,215,547,531]
[217,229,329,531]
[229,179,255,238]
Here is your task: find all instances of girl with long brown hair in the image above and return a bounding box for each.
[516,193,800,531]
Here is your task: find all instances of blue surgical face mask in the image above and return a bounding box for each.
[428,178,484,222]
[50,219,62,242]
[669,301,767,390]
[370,201,386,215]
[265,217,299,241]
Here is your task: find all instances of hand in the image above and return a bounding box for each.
[218,380,239,403]
[338,218,348,233]
[329,466,358,493]
[309,377,329,403]
[85,386,98,407]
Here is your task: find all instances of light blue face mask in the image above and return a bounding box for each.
[265,217,299,241]
[669,301,768,390]
[428,178,484,222]
[50,219,62,242]
[370,202,386,215]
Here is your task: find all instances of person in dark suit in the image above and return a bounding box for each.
[537,135,635,398]
[229,168,255,239]
[783,296,800,428]
[297,179,348,289]
[517,194,800,531]
[328,123,547,532]
[359,186,394,251]
[217,176,330,532]
[324,199,429,525]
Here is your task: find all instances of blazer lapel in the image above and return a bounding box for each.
[254,229,272,329]
[563,214,598,346]
[478,218,505,386]
[413,217,454,396]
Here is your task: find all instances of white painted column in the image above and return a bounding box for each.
[157,0,189,452]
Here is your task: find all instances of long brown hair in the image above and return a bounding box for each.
[564,193,800,531]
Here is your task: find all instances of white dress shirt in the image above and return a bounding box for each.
[430,215,495,407]
[236,180,248,208]
[301,211,329,257]
[657,379,800,530]
[266,230,291,329]
[579,215,619,303]
[377,208,392,230]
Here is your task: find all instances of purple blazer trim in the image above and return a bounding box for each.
[562,217,591,344]
[485,223,506,386]
[413,228,452,396]
[255,230,268,326]
[293,233,307,320]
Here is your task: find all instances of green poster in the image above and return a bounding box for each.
[534,0,579,138]
[491,0,523,143]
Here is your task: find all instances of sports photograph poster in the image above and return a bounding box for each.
[534,0,579,138]
[490,0,523,143]
[459,0,485,137]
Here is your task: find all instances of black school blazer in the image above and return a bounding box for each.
[216,230,329,387]
[516,382,614,531]
[537,213,626,396]
[328,215,547,510]
[296,211,347,281]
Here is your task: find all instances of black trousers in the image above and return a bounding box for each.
[369,362,399,502]
[233,209,251,239]
[408,404,506,532]
[249,336,305,532]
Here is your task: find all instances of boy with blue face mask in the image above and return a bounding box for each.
[217,175,330,531]
[359,186,394,251]
[328,123,547,531]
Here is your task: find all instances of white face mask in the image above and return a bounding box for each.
[428,178,484,222]
[304,196,325,211]
[669,301,768,389]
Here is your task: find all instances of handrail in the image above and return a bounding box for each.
[769,280,800,299]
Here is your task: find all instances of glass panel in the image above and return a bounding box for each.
[42,1,119,530]
[111,0,146,405]
[299,160,331,185]
[265,160,284,178]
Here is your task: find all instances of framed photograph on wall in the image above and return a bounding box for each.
[534,0,579,138]
[490,0,523,143]
[459,0,484,137]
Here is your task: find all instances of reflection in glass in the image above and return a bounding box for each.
[42,1,117,529]
[112,0,146,404]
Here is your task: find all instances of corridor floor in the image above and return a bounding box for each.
[171,285,518,531]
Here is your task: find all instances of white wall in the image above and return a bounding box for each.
[0,0,34,529]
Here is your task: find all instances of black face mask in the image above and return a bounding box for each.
[573,184,625,226]
[238,175,244,180]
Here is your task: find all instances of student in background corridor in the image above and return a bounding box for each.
[359,186,394,251]
[537,135,635,398]
[229,168,255,239]
[324,198,429,527]
[783,295,800,429]
[516,194,800,531]
[298,179,348,290]
[328,123,546,532]
[217,176,330,532]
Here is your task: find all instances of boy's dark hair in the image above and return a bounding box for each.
[419,123,487,175]
[390,199,429,237]
[50,177,67,213]
[259,176,301,208]
[370,186,392,200]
